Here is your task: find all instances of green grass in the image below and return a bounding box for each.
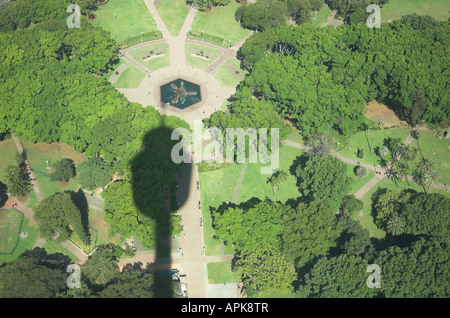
[346,163,375,195]
[212,58,247,88]
[236,146,303,205]
[0,210,23,254]
[42,240,80,263]
[90,0,158,42]
[0,139,19,180]
[207,261,240,284]
[156,0,190,37]
[310,3,333,27]
[381,0,450,22]
[22,142,84,200]
[114,59,146,88]
[334,127,411,166]
[191,2,251,46]
[127,43,170,71]
[199,163,242,256]
[411,130,449,185]
[185,43,222,70]
[0,215,39,264]
[285,130,304,144]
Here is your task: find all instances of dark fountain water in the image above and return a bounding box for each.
[160,79,201,109]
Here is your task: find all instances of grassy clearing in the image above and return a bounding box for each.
[191,2,251,46]
[127,43,170,71]
[334,127,411,166]
[411,129,449,185]
[285,130,304,144]
[89,207,120,246]
[213,58,247,88]
[381,0,450,22]
[0,139,19,180]
[185,43,222,70]
[0,210,23,254]
[199,163,242,256]
[207,261,240,284]
[236,146,303,205]
[0,215,39,264]
[156,0,190,37]
[114,59,145,88]
[21,141,85,200]
[90,0,157,42]
[346,163,375,195]
[310,3,333,27]
[42,240,80,263]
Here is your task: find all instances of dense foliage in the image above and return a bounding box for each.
[49,158,76,182]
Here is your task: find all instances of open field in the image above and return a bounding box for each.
[0,209,23,254]
[207,261,240,284]
[381,0,450,22]
[22,141,85,200]
[90,0,158,42]
[113,59,146,88]
[42,240,80,263]
[0,139,19,180]
[199,163,242,256]
[156,0,190,37]
[185,43,222,70]
[190,2,251,46]
[127,43,170,72]
[0,215,39,264]
[212,58,247,88]
[310,3,333,27]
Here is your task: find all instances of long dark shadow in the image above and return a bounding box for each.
[130,116,191,298]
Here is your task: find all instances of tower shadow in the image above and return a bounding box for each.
[130,116,191,298]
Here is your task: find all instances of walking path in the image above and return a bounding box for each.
[323,9,338,27]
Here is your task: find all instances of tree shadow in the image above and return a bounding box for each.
[69,189,90,240]
[130,117,191,298]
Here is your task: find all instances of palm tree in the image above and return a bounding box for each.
[423,169,438,194]
[387,215,406,236]
[371,121,384,152]
[378,145,389,158]
[268,170,288,198]
[410,130,424,160]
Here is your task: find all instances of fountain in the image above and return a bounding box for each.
[160,79,201,109]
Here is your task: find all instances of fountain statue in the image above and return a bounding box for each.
[169,81,198,105]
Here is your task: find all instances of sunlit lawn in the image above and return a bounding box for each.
[90,0,157,42]
[0,215,39,264]
[212,58,247,88]
[381,0,450,22]
[42,240,80,263]
[127,43,170,71]
[156,0,190,37]
[114,59,145,88]
[310,3,333,27]
[346,163,375,195]
[191,1,251,46]
[207,261,240,284]
[185,43,222,70]
[335,127,411,166]
[0,139,19,180]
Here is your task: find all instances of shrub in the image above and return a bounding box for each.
[49,158,76,182]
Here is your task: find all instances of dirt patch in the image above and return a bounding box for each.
[364,101,408,128]
[58,181,71,187]
[87,13,97,21]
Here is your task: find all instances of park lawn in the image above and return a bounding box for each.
[185,43,222,70]
[0,138,19,180]
[236,146,303,205]
[285,130,304,144]
[0,215,39,264]
[191,1,251,46]
[89,207,120,246]
[213,58,247,88]
[356,174,427,238]
[24,191,38,211]
[199,163,242,256]
[114,59,145,88]
[21,141,85,200]
[156,0,190,37]
[0,209,23,254]
[207,261,240,284]
[90,0,158,42]
[381,0,450,22]
[127,43,170,72]
[346,163,375,195]
[42,240,80,263]
[310,2,333,27]
[410,129,449,185]
[335,127,411,166]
